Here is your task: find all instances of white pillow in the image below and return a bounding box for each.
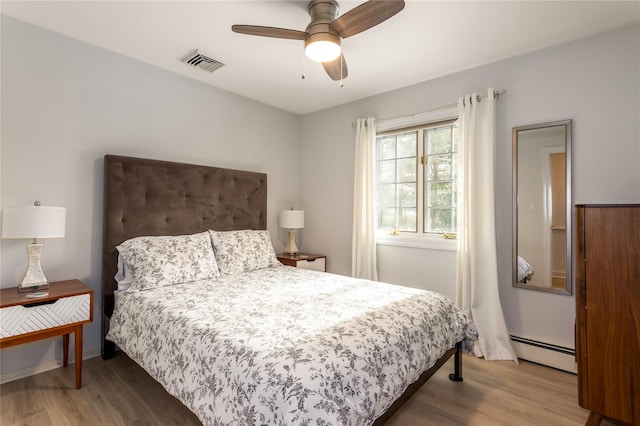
[116,231,220,291]
[115,254,133,292]
[209,229,280,275]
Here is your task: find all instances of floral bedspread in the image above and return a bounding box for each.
[107,266,475,425]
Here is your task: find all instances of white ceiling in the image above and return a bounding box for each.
[2,1,639,115]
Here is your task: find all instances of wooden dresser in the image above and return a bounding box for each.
[575,205,640,425]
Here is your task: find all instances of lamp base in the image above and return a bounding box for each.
[18,243,50,292]
[18,283,50,293]
[283,229,299,255]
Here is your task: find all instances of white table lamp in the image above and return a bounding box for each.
[2,201,66,292]
[279,210,304,255]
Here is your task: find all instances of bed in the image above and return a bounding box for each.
[101,155,476,425]
[517,255,534,283]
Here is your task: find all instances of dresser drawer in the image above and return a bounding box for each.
[295,257,326,272]
[0,294,91,339]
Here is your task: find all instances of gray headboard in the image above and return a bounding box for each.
[101,155,267,357]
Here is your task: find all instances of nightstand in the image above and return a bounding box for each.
[0,279,94,389]
[277,253,326,272]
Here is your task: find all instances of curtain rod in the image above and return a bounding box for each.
[352,89,507,127]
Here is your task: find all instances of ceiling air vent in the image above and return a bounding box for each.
[181,50,224,73]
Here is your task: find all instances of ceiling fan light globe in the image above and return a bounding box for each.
[305,40,341,62]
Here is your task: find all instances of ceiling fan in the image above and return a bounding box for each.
[232,0,405,81]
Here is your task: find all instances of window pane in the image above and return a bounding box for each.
[452,180,458,208]
[427,154,452,181]
[452,208,457,231]
[429,208,452,232]
[379,208,396,230]
[397,183,416,208]
[378,136,396,160]
[427,127,452,154]
[379,184,396,208]
[397,132,417,158]
[451,153,458,180]
[397,208,416,232]
[397,158,416,183]
[428,182,452,207]
[378,160,396,183]
[452,126,459,153]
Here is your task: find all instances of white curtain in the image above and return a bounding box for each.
[457,89,517,361]
[352,117,378,280]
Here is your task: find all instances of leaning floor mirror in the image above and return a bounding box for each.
[513,120,572,294]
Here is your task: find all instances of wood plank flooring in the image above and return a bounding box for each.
[0,354,616,425]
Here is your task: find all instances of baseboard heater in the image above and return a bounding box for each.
[510,335,575,356]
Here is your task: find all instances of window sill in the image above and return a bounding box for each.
[376,234,457,251]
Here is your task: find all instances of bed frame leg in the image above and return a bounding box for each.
[102,339,116,360]
[102,314,117,360]
[449,341,463,382]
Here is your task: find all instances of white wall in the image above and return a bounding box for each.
[300,23,640,355]
[0,16,302,377]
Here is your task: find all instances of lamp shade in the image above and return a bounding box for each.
[2,206,66,239]
[279,210,304,229]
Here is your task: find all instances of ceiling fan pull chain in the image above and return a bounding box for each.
[340,58,344,88]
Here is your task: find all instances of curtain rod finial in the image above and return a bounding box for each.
[494,89,507,98]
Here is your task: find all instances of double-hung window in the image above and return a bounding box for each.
[376,120,459,240]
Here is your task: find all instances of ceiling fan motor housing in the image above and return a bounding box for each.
[307,0,340,24]
[305,0,341,43]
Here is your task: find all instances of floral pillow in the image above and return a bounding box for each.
[209,229,280,275]
[116,231,220,291]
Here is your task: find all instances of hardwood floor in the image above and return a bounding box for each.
[1,354,615,425]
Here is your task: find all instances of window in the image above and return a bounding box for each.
[376,120,458,237]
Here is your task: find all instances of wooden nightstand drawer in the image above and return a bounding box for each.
[277,254,326,272]
[0,294,91,339]
[295,257,326,272]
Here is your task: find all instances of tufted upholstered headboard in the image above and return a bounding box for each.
[101,155,267,358]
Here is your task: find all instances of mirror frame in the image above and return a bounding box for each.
[512,119,572,295]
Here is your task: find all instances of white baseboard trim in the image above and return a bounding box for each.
[511,336,577,374]
[0,349,101,385]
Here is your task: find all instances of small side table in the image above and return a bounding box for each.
[277,253,326,272]
[0,279,94,389]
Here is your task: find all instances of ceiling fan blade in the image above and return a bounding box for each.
[322,54,348,81]
[330,0,405,39]
[232,25,307,40]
